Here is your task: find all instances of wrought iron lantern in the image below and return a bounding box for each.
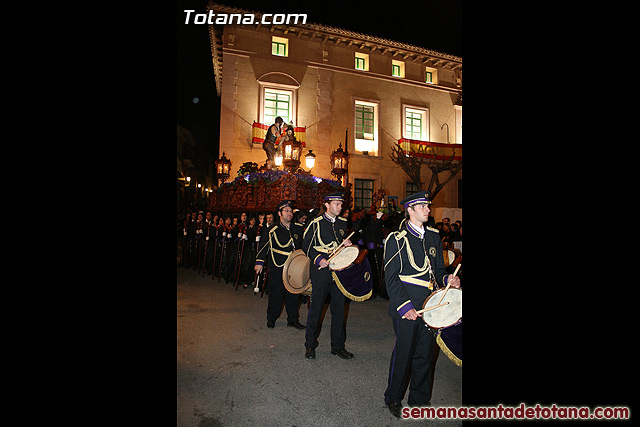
[281,124,303,172]
[215,152,231,184]
[330,129,350,183]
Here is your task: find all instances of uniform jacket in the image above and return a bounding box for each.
[383,220,450,320]
[255,221,304,271]
[302,212,348,282]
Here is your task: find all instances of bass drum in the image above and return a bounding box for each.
[282,249,312,295]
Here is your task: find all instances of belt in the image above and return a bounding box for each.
[398,275,434,290]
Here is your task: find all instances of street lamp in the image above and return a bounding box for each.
[330,129,350,184]
[215,152,232,185]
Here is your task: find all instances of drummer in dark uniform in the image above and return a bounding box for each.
[302,192,354,360]
[254,200,306,329]
[383,190,461,417]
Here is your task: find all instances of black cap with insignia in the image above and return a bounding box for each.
[277,200,293,211]
[399,190,433,209]
[323,192,344,202]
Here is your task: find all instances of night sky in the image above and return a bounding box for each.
[176,0,462,160]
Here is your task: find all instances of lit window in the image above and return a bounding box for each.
[392,60,404,78]
[425,67,438,84]
[402,106,429,142]
[355,104,374,140]
[354,100,378,155]
[263,88,292,124]
[355,52,369,71]
[272,36,288,57]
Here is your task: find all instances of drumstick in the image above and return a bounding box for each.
[438,263,461,304]
[330,231,355,258]
[416,301,450,314]
[318,231,355,269]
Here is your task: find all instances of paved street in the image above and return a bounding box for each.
[177,267,462,427]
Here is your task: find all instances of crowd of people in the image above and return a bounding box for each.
[177,204,462,296]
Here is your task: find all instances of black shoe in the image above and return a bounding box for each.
[305,347,315,359]
[287,320,306,329]
[331,348,354,359]
[387,401,403,418]
[267,320,275,328]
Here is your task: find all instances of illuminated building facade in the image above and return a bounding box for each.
[207,2,462,212]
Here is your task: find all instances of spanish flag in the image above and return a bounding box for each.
[398,138,461,161]
[252,122,306,146]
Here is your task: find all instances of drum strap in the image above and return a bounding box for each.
[272,248,292,256]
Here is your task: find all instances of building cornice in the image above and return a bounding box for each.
[206,2,462,96]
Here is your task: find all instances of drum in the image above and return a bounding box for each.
[421,287,462,329]
[443,250,456,268]
[329,246,360,271]
[436,322,462,367]
[422,287,462,367]
[282,249,312,295]
[332,256,373,302]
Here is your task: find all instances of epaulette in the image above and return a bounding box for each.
[337,216,347,221]
[294,222,304,227]
[394,230,407,240]
[426,226,439,234]
[309,216,322,225]
[269,225,278,234]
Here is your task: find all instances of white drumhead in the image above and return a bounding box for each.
[423,288,462,329]
[329,246,359,270]
[447,250,456,265]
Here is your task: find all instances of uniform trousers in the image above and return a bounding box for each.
[304,277,346,351]
[384,317,435,406]
[266,268,300,323]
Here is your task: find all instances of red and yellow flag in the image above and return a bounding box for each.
[398,138,461,161]
[252,122,306,146]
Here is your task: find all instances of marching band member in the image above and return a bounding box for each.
[302,192,354,360]
[254,201,306,329]
[382,191,460,417]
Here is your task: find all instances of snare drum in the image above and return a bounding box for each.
[421,287,462,329]
[422,287,462,366]
[329,246,360,271]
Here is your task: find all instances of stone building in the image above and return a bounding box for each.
[206,2,462,213]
